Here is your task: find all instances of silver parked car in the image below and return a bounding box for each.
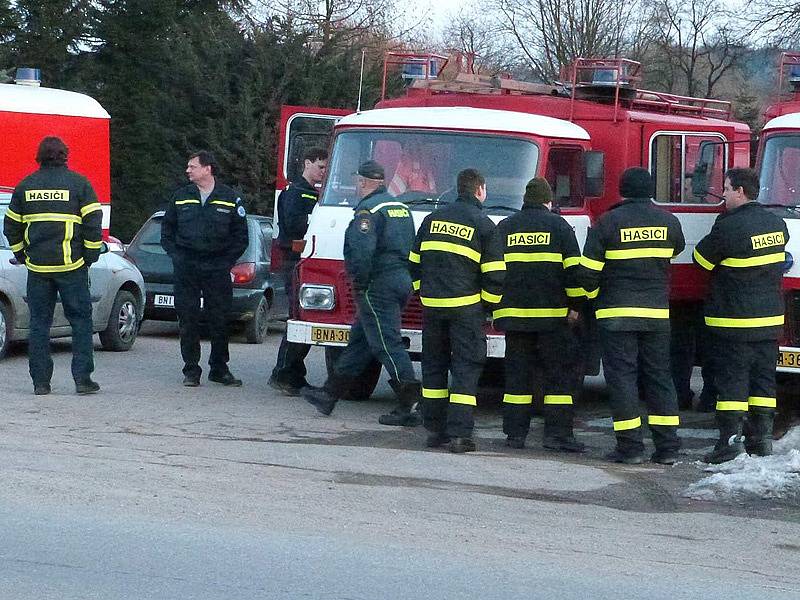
[0,193,145,359]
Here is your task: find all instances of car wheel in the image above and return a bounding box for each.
[0,300,10,360]
[244,295,271,344]
[324,347,382,401]
[99,290,140,351]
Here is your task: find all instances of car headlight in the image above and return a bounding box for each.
[784,251,794,273]
[299,284,336,310]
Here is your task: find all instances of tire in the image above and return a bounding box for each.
[324,346,382,401]
[0,300,10,360]
[99,290,140,351]
[245,295,271,344]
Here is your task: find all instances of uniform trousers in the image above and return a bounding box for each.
[502,327,579,440]
[421,304,486,439]
[173,256,232,377]
[27,267,94,385]
[271,257,311,387]
[599,328,680,454]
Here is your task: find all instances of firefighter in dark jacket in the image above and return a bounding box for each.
[304,160,421,426]
[161,150,249,387]
[693,168,789,463]
[493,178,585,452]
[269,147,328,395]
[3,136,103,395]
[411,168,505,453]
[579,167,685,465]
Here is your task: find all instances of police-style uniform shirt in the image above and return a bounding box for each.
[4,166,103,273]
[161,181,249,269]
[579,197,685,331]
[693,202,788,341]
[344,186,415,291]
[276,176,318,259]
[493,204,582,331]
[409,195,505,310]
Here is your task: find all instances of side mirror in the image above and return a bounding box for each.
[584,151,605,197]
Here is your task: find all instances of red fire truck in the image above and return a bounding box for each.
[0,69,112,237]
[275,53,797,396]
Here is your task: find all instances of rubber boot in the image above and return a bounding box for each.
[744,411,774,457]
[379,380,422,426]
[542,406,585,453]
[303,373,350,416]
[704,411,746,464]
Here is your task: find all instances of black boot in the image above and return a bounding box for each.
[379,380,422,426]
[542,406,585,453]
[744,411,774,457]
[303,374,351,416]
[704,412,746,464]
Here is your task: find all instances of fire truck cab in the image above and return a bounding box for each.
[277,54,800,395]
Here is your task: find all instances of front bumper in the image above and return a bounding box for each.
[286,319,507,357]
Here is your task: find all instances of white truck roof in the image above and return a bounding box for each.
[0,83,109,119]
[762,113,800,131]
[338,106,590,140]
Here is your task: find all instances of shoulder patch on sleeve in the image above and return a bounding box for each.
[358,215,371,233]
[237,205,246,217]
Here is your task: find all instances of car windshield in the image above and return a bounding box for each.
[759,134,800,207]
[134,217,166,253]
[321,130,540,213]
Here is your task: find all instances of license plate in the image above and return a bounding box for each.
[311,326,349,344]
[153,295,203,308]
[778,350,800,368]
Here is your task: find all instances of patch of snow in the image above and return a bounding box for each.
[683,426,800,501]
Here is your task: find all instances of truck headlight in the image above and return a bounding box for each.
[299,284,335,310]
[784,251,794,273]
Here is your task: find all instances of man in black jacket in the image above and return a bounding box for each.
[579,167,685,464]
[411,169,505,453]
[304,160,421,426]
[161,151,249,387]
[493,178,585,452]
[3,137,103,395]
[694,168,789,463]
[269,147,328,395]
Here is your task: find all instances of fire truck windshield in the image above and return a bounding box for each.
[321,130,539,212]
[759,134,800,207]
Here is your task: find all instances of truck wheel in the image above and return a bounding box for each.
[245,295,271,344]
[0,300,10,360]
[99,290,140,351]
[325,346,382,401]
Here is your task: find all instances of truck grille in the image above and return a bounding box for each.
[339,273,424,329]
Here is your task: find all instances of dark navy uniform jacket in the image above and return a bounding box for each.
[276,177,318,260]
[694,202,789,341]
[161,181,249,269]
[344,186,415,292]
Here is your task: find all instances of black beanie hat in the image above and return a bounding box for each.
[524,177,553,205]
[619,167,654,198]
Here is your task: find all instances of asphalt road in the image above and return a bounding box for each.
[0,322,799,599]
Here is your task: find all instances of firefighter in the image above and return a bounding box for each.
[579,167,685,465]
[693,168,788,463]
[303,160,421,426]
[493,178,585,452]
[269,147,328,395]
[411,168,505,453]
[161,150,249,387]
[3,137,103,395]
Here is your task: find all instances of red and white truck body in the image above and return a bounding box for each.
[0,81,112,237]
[276,55,799,379]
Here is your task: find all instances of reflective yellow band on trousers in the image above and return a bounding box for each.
[693,248,715,271]
[504,252,562,263]
[450,393,477,406]
[422,388,449,399]
[596,307,669,319]
[720,252,784,268]
[25,258,85,273]
[481,290,502,304]
[481,260,506,273]
[563,256,581,268]
[716,401,749,411]
[544,395,573,405]
[748,396,777,408]
[605,247,674,260]
[580,256,605,271]
[493,307,568,319]
[420,240,481,263]
[420,294,481,308]
[503,394,532,405]
[613,416,642,431]
[704,315,784,328]
[408,251,421,263]
[648,415,679,426]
